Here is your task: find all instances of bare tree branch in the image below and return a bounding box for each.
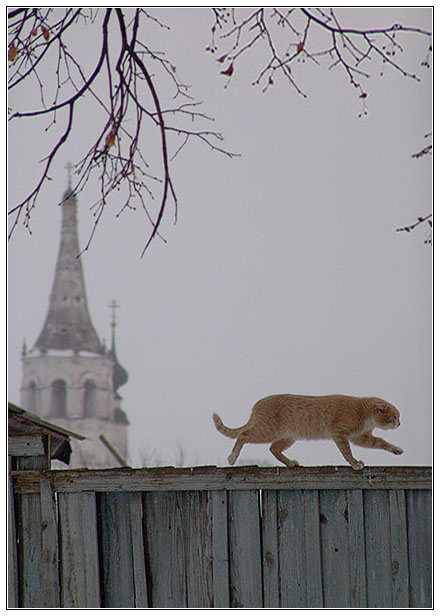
[396,214,432,244]
[8,8,431,252]
[208,7,431,115]
[395,132,432,243]
[412,133,432,159]
[208,7,432,241]
[8,7,238,255]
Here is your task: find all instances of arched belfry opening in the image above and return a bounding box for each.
[83,380,97,418]
[27,381,38,413]
[51,379,67,417]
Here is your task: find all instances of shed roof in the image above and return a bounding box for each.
[8,402,85,441]
[8,402,85,466]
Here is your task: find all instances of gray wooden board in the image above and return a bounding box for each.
[142,491,187,607]
[8,457,18,608]
[211,489,230,608]
[303,490,323,607]
[346,489,367,607]
[364,489,393,607]
[17,492,43,607]
[12,465,432,493]
[406,490,432,608]
[40,478,60,607]
[319,490,351,607]
[261,491,280,607]
[228,490,263,608]
[278,490,307,607]
[97,492,135,607]
[15,453,49,471]
[182,491,213,608]
[129,492,149,607]
[58,492,101,608]
[389,489,409,607]
[9,433,45,457]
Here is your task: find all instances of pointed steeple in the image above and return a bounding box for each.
[35,172,102,354]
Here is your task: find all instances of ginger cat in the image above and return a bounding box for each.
[213,394,403,470]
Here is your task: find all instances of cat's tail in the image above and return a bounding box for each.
[212,413,243,438]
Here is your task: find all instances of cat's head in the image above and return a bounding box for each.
[372,399,401,430]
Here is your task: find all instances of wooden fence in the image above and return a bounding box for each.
[10,466,431,608]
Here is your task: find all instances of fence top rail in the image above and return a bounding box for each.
[11,465,431,494]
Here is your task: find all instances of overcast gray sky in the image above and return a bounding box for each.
[8,7,432,468]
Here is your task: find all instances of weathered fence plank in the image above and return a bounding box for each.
[12,465,432,493]
[278,490,306,607]
[261,490,280,608]
[183,491,213,608]
[13,447,49,608]
[303,490,323,607]
[228,490,263,608]
[211,489,230,608]
[346,489,367,607]
[406,490,432,608]
[143,491,187,607]
[17,492,43,607]
[7,457,19,608]
[129,492,149,607]
[58,492,100,608]
[40,479,60,608]
[97,492,136,607]
[320,490,351,607]
[364,490,393,608]
[389,489,409,607]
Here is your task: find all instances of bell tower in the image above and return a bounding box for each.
[20,174,129,468]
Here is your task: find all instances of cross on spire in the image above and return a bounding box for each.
[66,162,74,188]
[109,299,120,330]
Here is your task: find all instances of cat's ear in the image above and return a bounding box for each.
[374,403,387,414]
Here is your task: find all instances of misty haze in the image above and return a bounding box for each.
[8,7,432,470]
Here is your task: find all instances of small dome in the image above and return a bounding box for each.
[114,407,129,425]
[113,353,129,391]
[108,300,128,393]
[63,186,77,203]
[108,343,128,392]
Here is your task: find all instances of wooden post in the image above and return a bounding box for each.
[40,479,60,607]
[261,490,280,607]
[212,489,230,607]
[129,493,149,607]
[7,457,18,608]
[13,435,50,607]
[58,492,101,608]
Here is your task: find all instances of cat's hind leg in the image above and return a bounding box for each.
[227,437,246,465]
[332,434,364,470]
[269,439,298,467]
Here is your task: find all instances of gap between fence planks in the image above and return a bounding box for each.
[11,466,431,494]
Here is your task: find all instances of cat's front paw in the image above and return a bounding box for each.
[286,459,299,467]
[351,460,365,471]
[391,446,404,455]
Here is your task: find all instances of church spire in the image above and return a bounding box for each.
[35,171,102,354]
